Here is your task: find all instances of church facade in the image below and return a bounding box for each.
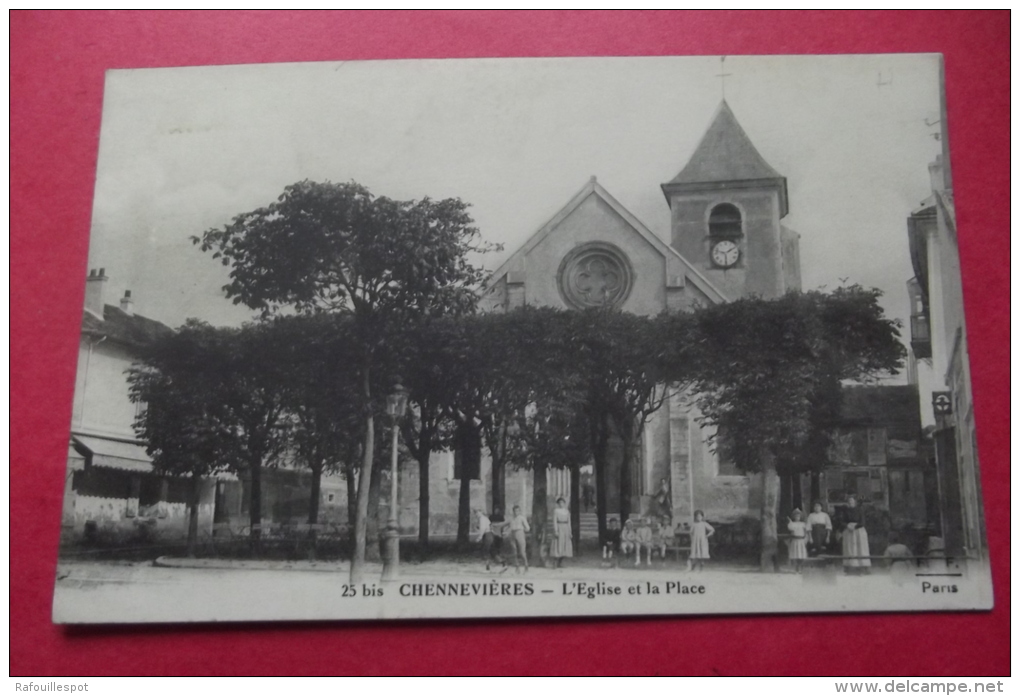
[470,101,804,528]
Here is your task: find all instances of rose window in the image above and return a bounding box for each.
[557,242,634,310]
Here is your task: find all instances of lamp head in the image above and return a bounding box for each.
[387,379,409,418]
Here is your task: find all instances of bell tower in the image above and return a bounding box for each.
[661,101,799,300]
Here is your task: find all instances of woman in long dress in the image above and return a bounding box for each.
[550,497,573,568]
[838,494,871,574]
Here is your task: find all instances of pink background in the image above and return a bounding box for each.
[11,11,1009,676]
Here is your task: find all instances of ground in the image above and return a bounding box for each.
[51,550,991,624]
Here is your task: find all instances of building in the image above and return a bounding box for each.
[906,152,985,560]
[416,100,803,535]
[63,268,213,543]
[64,269,349,546]
[815,385,937,554]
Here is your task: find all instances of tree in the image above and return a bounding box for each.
[437,308,584,544]
[508,397,590,559]
[274,314,364,532]
[570,309,694,541]
[128,322,233,557]
[689,286,905,571]
[194,180,497,582]
[389,317,459,549]
[128,320,291,556]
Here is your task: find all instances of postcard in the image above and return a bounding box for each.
[53,54,992,623]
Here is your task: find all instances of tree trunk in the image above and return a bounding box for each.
[345,462,357,531]
[417,448,431,548]
[491,451,506,522]
[308,463,322,525]
[531,459,548,563]
[569,461,581,553]
[792,473,804,512]
[457,475,471,546]
[810,471,821,508]
[592,414,610,545]
[779,472,793,521]
[249,458,263,557]
[490,423,507,519]
[619,425,634,527]
[368,454,383,561]
[456,425,481,546]
[186,473,201,558]
[760,448,781,572]
[350,367,375,585]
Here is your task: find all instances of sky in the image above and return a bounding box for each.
[87,54,943,347]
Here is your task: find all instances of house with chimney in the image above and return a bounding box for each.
[63,268,350,546]
[63,268,217,544]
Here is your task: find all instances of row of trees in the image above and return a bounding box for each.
[128,180,905,579]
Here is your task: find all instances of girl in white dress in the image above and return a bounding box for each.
[689,510,715,572]
[786,508,808,572]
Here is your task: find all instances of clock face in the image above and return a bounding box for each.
[711,239,740,268]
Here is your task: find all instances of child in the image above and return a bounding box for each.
[786,508,808,573]
[603,516,622,565]
[620,519,638,561]
[507,505,530,573]
[657,517,675,561]
[634,518,654,566]
[689,510,715,572]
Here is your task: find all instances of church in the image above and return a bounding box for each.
[410,100,804,537]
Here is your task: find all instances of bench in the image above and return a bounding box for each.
[663,544,692,564]
[802,554,965,571]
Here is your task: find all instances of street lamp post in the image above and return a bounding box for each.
[381,380,408,582]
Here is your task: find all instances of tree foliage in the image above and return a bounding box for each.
[692,286,905,472]
[193,180,498,320]
[193,180,498,581]
[568,309,698,540]
[688,286,906,570]
[128,320,292,553]
[273,314,366,527]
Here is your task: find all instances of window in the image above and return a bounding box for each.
[709,203,742,238]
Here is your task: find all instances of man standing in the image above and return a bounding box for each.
[507,505,531,573]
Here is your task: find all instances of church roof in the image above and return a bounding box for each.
[485,177,728,305]
[668,100,783,184]
[663,101,788,215]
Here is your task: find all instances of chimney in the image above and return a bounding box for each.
[119,289,134,316]
[84,268,108,318]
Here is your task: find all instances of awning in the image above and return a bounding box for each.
[71,434,153,474]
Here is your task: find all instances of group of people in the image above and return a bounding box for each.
[476,504,531,573]
[475,500,719,573]
[600,511,714,570]
[475,497,575,574]
[477,493,872,576]
[785,495,871,574]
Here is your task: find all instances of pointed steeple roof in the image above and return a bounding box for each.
[662,101,788,216]
[484,177,728,306]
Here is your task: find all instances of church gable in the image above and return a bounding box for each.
[481,178,726,314]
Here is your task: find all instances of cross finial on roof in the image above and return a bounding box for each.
[716,56,732,99]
